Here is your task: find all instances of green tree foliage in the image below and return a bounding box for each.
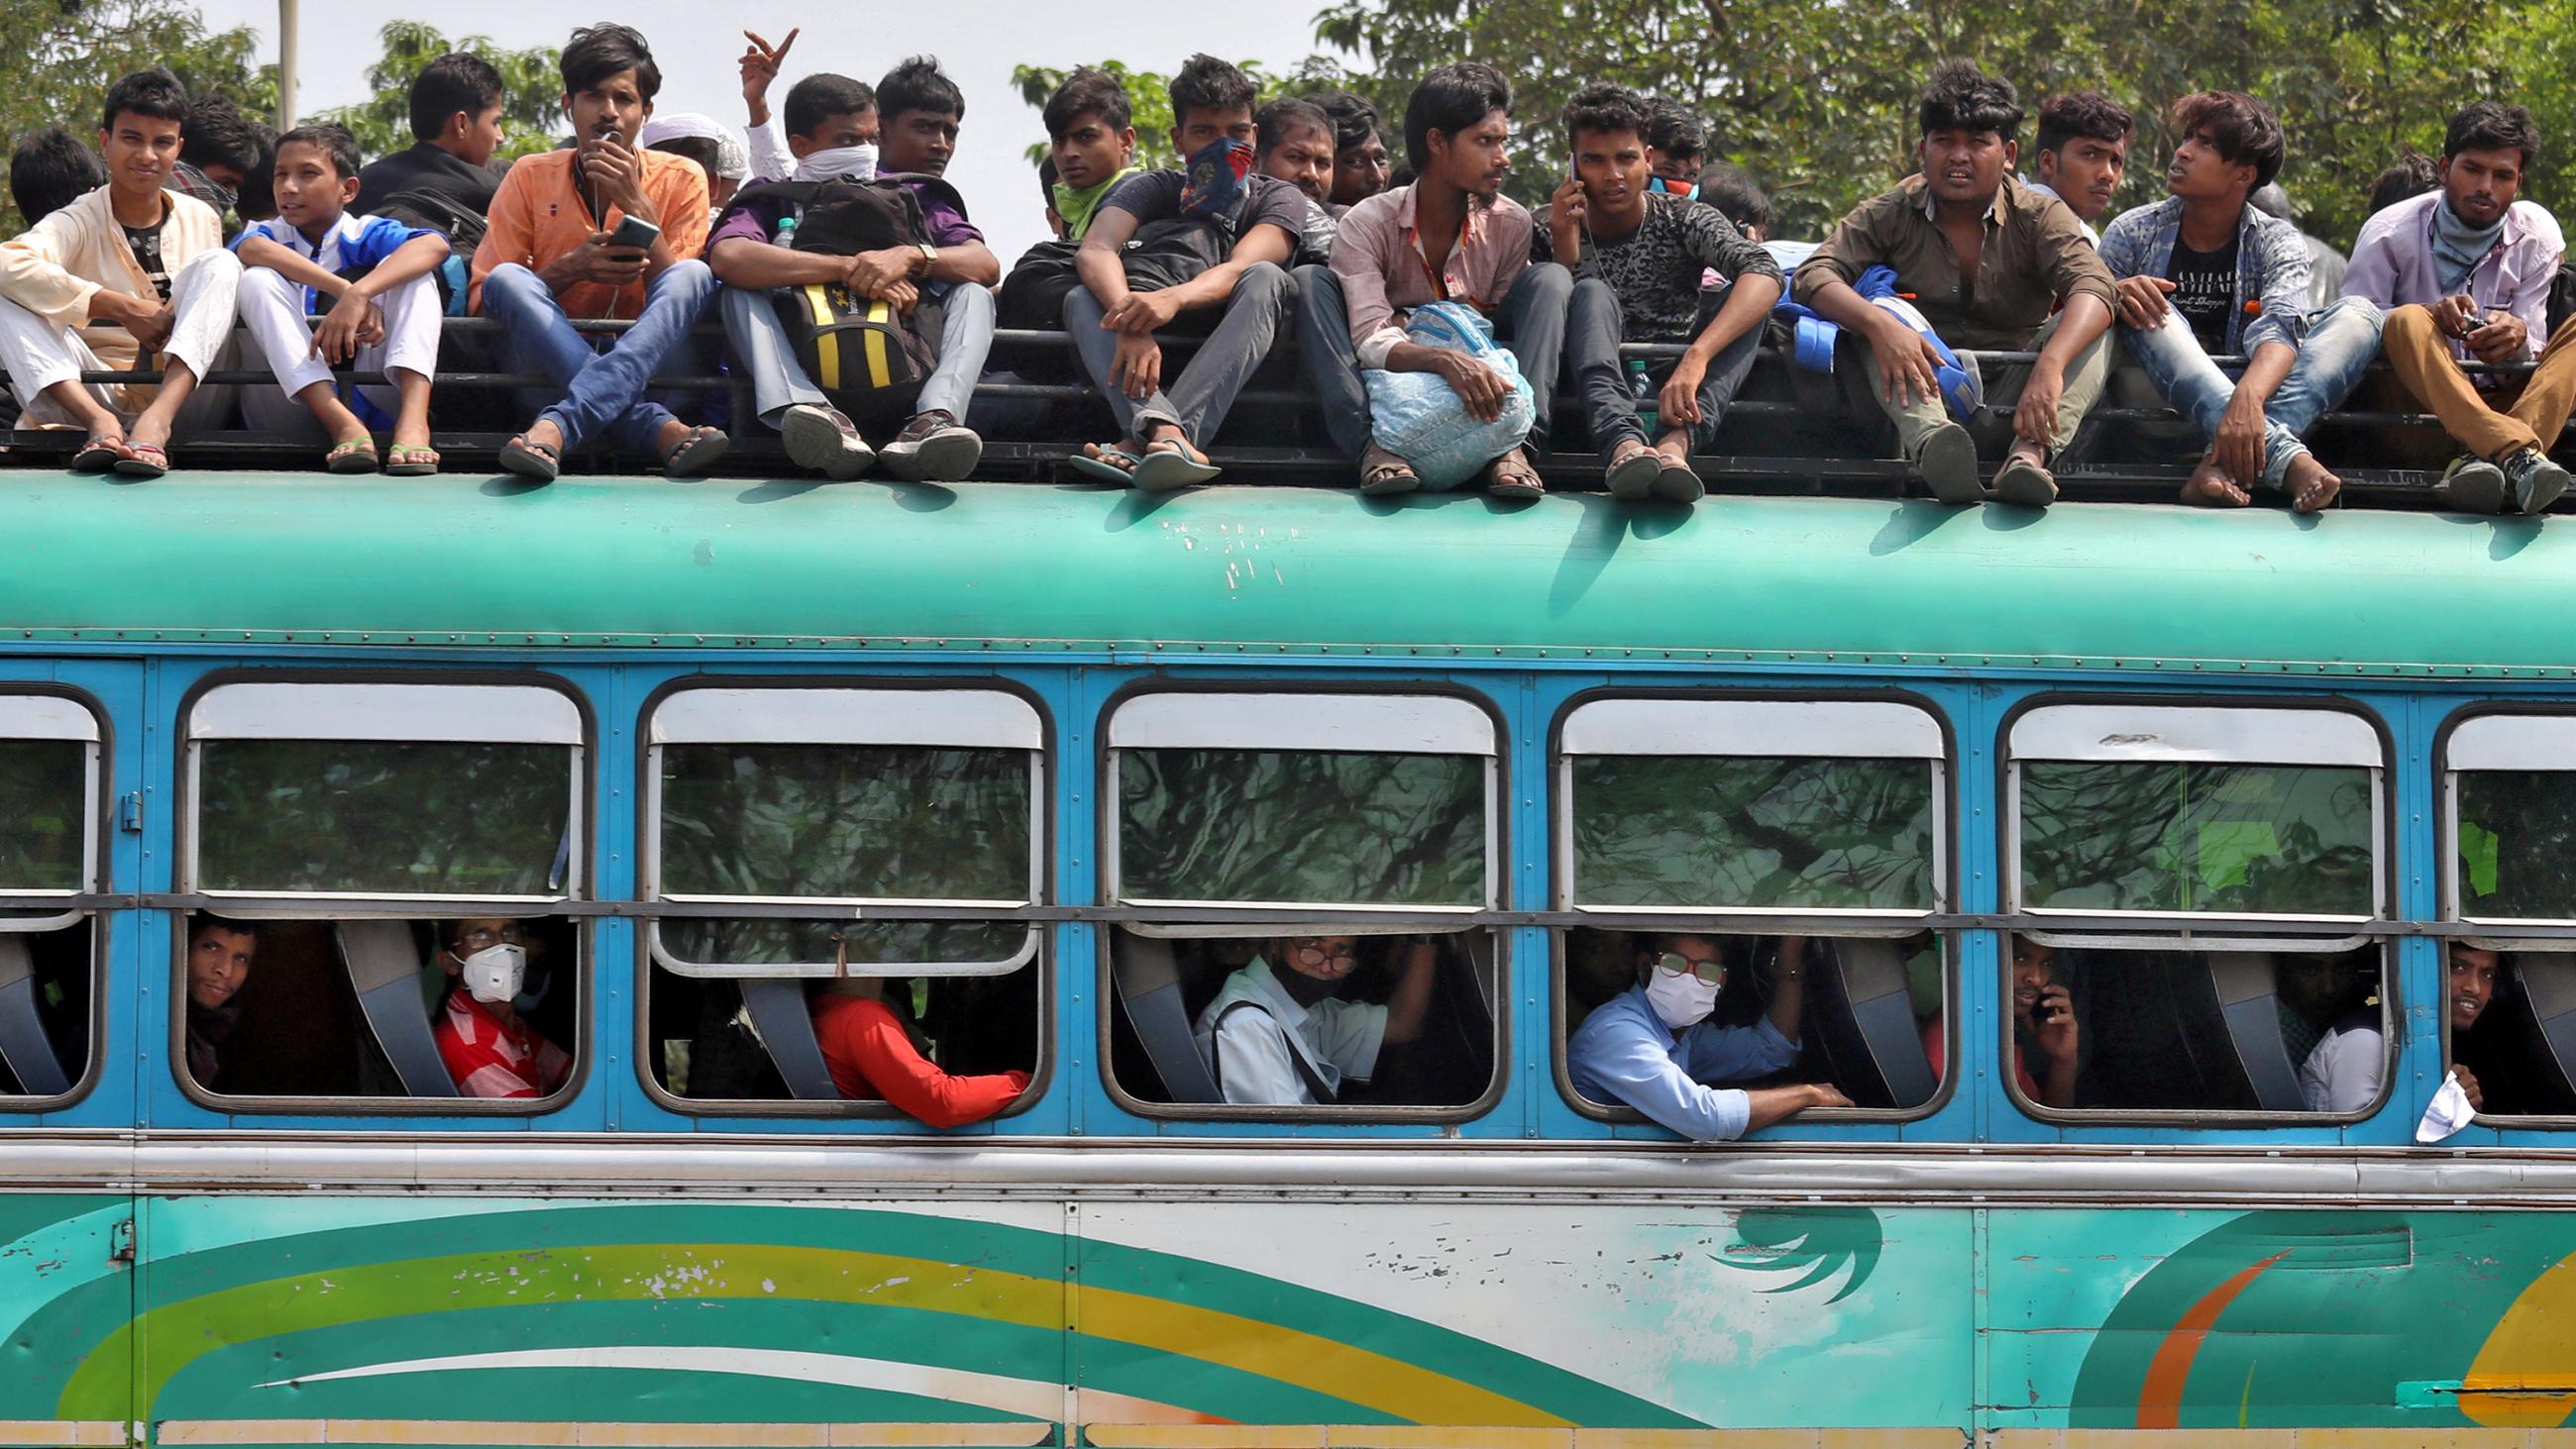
[1011,56,1356,168]
[0,0,275,235]
[314,20,563,166]
[1303,0,2569,248]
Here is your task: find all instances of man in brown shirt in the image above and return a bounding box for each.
[1793,62,2117,507]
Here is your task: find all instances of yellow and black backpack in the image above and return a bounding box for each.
[735,174,961,416]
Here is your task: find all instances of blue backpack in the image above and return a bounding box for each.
[1771,264,1985,424]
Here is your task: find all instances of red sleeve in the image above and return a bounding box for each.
[1919,1014,1945,1083]
[818,999,1028,1128]
[434,1013,538,1099]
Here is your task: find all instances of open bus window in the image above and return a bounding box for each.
[2009,937,2390,1114]
[1102,691,1501,1117]
[2007,703,2390,1120]
[179,681,586,1107]
[1554,697,1949,1126]
[640,686,1043,1120]
[2444,714,2576,1119]
[0,697,106,1104]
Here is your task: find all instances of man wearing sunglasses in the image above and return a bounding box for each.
[1567,932,1850,1140]
[1197,934,1438,1105]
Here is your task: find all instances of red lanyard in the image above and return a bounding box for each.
[1405,216,1470,301]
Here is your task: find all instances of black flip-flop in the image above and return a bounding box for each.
[499,435,561,482]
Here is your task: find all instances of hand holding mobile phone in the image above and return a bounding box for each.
[607,214,662,253]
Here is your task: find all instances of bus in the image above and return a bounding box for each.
[0,469,2572,1448]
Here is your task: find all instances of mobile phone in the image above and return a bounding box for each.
[607,215,661,252]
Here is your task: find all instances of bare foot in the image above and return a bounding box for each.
[2180,453,2251,507]
[650,417,692,458]
[1653,428,1692,466]
[525,416,568,458]
[125,411,175,453]
[1082,441,1140,475]
[2284,452,2342,513]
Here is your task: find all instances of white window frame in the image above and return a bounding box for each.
[182,682,587,905]
[2005,703,2385,927]
[2444,713,2576,928]
[1104,692,1498,927]
[1556,698,1947,920]
[0,695,103,933]
[643,686,1044,978]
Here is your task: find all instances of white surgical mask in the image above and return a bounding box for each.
[795,144,879,183]
[1644,969,1721,1029]
[460,944,527,1004]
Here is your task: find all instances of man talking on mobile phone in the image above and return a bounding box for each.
[473,24,730,481]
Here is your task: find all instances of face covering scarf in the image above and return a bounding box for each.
[795,144,879,184]
[2431,197,2507,296]
[1644,969,1721,1030]
[1052,163,1140,240]
[1177,136,1255,225]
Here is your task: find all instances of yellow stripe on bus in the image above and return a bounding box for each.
[154,1421,1052,1447]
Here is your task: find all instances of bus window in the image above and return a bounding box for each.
[1555,697,1949,1127]
[2006,703,2390,1121]
[640,686,1043,1122]
[0,695,106,1104]
[1102,691,1501,1118]
[2443,714,2576,1119]
[180,681,586,1107]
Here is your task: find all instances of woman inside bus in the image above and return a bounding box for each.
[1566,932,1850,1139]
[1196,934,1437,1105]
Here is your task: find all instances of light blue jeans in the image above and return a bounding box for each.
[481,259,720,453]
[2121,295,2382,491]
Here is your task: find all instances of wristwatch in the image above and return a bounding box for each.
[915,242,938,274]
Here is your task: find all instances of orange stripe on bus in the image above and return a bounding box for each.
[2136,1250,2291,1428]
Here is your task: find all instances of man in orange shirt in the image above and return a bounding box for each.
[809,977,1027,1128]
[472,25,728,481]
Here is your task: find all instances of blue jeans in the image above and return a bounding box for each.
[1293,262,1572,461]
[481,259,720,453]
[2121,295,2382,491]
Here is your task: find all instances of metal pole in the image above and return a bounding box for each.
[275,0,298,129]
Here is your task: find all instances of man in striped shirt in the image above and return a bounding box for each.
[433,919,571,1099]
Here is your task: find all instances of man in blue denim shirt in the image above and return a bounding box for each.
[1567,933,1849,1141]
[2099,92,2382,512]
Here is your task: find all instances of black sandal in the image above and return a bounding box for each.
[499,434,561,482]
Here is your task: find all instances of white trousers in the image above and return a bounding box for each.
[0,249,242,426]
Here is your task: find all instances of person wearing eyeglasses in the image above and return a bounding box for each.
[1566,932,1850,1140]
[1195,934,1438,1106]
[433,918,571,1099]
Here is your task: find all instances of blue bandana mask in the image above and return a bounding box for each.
[1178,136,1255,224]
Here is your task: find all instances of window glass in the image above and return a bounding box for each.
[1571,756,1934,909]
[657,918,1027,972]
[1119,749,1483,905]
[2019,762,2372,915]
[197,740,569,895]
[0,740,86,891]
[659,743,1029,901]
[2457,770,2576,919]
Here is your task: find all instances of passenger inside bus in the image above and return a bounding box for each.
[1923,935,2080,1108]
[2279,953,2384,1113]
[184,914,258,1087]
[432,918,570,1098]
[1566,932,1851,1139]
[808,975,1029,1126]
[2449,942,2501,1112]
[1196,934,1437,1105]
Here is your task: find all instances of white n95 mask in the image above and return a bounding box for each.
[461,944,528,1004]
[1645,969,1721,1029]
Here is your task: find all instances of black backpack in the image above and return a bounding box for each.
[2550,261,2576,343]
[367,188,488,316]
[730,174,963,416]
[996,217,1233,331]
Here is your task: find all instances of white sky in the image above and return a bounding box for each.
[197,0,1345,261]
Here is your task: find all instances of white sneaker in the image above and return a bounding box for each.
[780,404,872,481]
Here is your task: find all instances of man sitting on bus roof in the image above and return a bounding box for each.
[810,975,1028,1126]
[1540,83,1782,502]
[0,68,244,478]
[1255,96,1342,263]
[184,914,257,1089]
[2023,92,2132,242]
[2099,91,2382,513]
[1792,62,2116,508]
[1062,57,1306,490]
[2344,102,2573,516]
[1293,61,1572,498]
[472,25,727,482]
[434,920,570,1099]
[1567,933,1850,1140]
[1198,935,1437,1106]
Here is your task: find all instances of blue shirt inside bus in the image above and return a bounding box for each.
[1567,984,1801,1141]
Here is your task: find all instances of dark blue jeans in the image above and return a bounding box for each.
[482,259,720,453]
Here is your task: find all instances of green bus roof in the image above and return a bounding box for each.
[0,473,2566,675]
